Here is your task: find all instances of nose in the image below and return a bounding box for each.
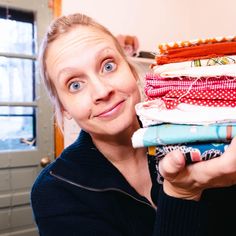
[90,77,114,103]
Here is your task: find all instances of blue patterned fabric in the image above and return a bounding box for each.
[132,123,236,147]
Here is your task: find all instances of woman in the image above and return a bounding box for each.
[31,13,236,235]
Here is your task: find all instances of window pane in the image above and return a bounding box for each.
[0,57,35,102]
[0,106,36,151]
[0,17,34,54]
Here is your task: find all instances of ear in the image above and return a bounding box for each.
[63,109,72,120]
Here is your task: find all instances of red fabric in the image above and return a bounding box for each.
[161,89,236,109]
[158,36,236,54]
[156,41,236,65]
[145,73,236,98]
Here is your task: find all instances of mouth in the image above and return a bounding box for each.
[95,100,125,118]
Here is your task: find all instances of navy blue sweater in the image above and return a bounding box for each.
[31,130,236,235]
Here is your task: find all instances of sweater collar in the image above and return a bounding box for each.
[50,130,150,202]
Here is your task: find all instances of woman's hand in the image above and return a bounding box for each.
[159,136,236,201]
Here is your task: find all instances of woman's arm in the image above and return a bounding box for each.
[153,187,207,236]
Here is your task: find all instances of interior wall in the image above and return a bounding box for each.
[62,0,236,52]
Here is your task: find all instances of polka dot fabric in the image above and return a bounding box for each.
[161,89,236,109]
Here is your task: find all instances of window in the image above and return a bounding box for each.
[0,7,36,151]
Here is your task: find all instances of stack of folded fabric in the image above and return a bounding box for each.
[132,36,236,172]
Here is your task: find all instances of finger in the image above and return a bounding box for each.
[217,136,236,174]
[159,150,186,181]
[223,136,236,157]
[187,137,236,188]
[199,136,236,176]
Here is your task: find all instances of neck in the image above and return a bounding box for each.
[92,134,143,162]
[91,121,144,163]
[91,128,154,207]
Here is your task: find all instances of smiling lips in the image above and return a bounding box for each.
[96,100,125,118]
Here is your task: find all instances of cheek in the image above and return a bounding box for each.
[72,101,91,120]
[115,69,136,88]
[61,94,91,121]
[118,73,141,99]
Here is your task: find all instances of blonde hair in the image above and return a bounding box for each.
[38,13,139,130]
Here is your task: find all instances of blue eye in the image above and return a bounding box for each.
[69,81,81,92]
[103,61,116,73]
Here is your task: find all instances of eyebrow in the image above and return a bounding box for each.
[57,67,77,84]
[57,46,117,82]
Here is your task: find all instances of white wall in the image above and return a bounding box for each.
[62,0,236,52]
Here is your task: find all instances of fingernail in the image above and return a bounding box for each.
[184,151,201,165]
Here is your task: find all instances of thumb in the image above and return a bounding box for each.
[159,150,186,181]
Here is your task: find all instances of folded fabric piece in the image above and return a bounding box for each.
[155,142,228,162]
[135,99,236,126]
[158,35,236,54]
[161,89,236,109]
[131,123,235,148]
[155,41,236,65]
[152,55,236,76]
[145,73,236,98]
[152,63,236,78]
[152,142,229,183]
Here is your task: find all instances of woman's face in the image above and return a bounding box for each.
[46,26,141,138]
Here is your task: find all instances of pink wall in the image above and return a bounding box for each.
[62,0,236,52]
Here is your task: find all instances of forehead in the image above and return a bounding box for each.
[45,25,121,69]
[49,25,117,53]
[45,25,124,81]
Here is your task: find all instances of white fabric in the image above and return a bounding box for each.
[153,63,236,78]
[131,128,146,148]
[135,99,236,126]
